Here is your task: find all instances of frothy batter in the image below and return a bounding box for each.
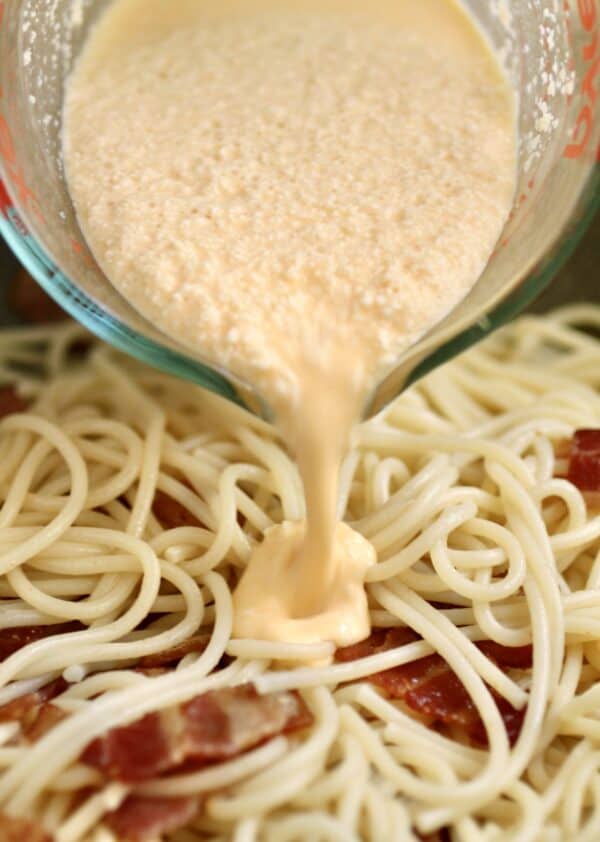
[63,0,516,651]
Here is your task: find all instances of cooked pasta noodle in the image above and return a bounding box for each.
[0,306,598,841]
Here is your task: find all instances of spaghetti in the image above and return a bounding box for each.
[0,306,597,841]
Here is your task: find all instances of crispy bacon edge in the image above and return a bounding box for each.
[0,623,86,740]
[566,429,600,494]
[81,684,312,784]
[104,795,199,842]
[0,626,210,742]
[0,680,312,836]
[0,677,68,742]
[336,629,532,746]
[138,634,210,669]
[0,623,83,662]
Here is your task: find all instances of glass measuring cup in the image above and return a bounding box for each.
[0,0,597,420]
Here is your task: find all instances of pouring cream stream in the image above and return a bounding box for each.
[63,0,516,650]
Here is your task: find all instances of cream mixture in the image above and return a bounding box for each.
[63,0,516,649]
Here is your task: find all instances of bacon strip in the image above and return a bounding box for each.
[152,490,204,529]
[0,625,83,741]
[0,678,68,741]
[23,702,68,743]
[567,429,600,492]
[336,630,532,746]
[104,795,198,842]
[0,623,83,662]
[335,627,419,662]
[82,684,312,783]
[0,812,53,842]
[138,634,210,669]
[0,386,27,419]
[477,640,532,669]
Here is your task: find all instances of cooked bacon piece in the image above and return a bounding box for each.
[138,634,210,669]
[567,429,600,492]
[379,655,465,713]
[477,640,532,669]
[8,269,66,324]
[0,386,27,420]
[0,678,67,740]
[337,627,533,670]
[0,812,53,842]
[23,703,68,742]
[336,630,531,747]
[104,796,198,842]
[82,684,312,783]
[471,693,526,747]
[181,684,311,761]
[390,658,525,747]
[152,490,204,529]
[0,624,84,739]
[82,712,171,783]
[336,627,419,662]
[0,622,83,662]
[0,677,66,722]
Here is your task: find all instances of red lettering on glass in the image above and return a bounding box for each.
[565,104,594,157]
[0,115,44,223]
[564,2,599,158]
[579,0,597,31]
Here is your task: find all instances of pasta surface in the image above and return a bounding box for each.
[0,307,598,841]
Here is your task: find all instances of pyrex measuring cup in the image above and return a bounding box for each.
[0,0,598,419]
